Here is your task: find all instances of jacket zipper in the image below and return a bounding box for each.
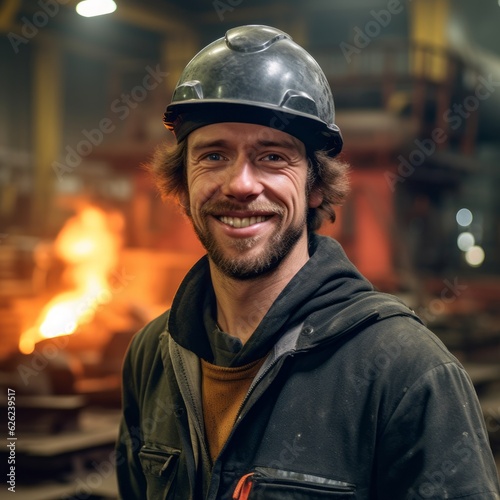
[234,352,285,424]
[226,311,384,498]
[234,311,381,425]
[174,344,212,477]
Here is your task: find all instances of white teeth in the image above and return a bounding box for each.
[219,215,268,228]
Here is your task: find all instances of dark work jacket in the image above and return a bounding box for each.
[116,235,500,499]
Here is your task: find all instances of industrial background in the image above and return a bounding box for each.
[1,0,499,498]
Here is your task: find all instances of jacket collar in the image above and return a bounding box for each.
[167,234,419,365]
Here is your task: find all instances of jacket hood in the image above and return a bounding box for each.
[168,234,418,366]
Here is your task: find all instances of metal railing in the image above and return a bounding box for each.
[313,39,481,154]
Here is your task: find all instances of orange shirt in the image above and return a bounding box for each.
[201,357,266,462]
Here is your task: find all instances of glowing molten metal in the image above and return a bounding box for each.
[19,207,123,354]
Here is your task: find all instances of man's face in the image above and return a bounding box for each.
[183,122,322,280]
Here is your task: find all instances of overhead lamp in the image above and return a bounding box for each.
[76,0,117,18]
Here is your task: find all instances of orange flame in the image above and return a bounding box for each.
[19,206,123,354]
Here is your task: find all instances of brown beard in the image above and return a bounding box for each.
[191,201,307,280]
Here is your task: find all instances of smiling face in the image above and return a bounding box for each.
[183,122,322,280]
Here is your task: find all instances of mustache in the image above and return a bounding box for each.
[200,201,285,216]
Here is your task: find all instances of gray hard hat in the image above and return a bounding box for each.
[163,25,343,156]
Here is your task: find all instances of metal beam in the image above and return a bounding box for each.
[198,3,295,24]
[112,3,195,38]
[32,35,62,232]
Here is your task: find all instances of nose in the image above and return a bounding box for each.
[221,156,264,201]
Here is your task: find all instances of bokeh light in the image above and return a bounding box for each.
[457,232,475,251]
[465,246,485,267]
[456,208,473,227]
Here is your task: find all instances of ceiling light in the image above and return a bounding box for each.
[76,0,117,18]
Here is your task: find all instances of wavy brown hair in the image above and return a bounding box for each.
[147,139,350,232]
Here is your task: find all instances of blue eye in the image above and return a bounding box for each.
[205,153,223,161]
[262,154,283,162]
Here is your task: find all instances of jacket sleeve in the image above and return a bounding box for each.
[376,361,500,499]
[115,334,148,499]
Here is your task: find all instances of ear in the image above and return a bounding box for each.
[308,187,323,208]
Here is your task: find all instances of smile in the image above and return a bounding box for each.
[218,215,270,228]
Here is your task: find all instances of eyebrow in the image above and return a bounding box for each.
[189,139,229,154]
[189,138,302,154]
[257,139,302,151]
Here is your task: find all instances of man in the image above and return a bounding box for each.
[116,25,500,499]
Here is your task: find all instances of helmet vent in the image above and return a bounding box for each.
[280,90,318,116]
[172,80,203,101]
[226,25,289,53]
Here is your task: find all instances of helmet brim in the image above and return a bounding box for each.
[164,101,343,157]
